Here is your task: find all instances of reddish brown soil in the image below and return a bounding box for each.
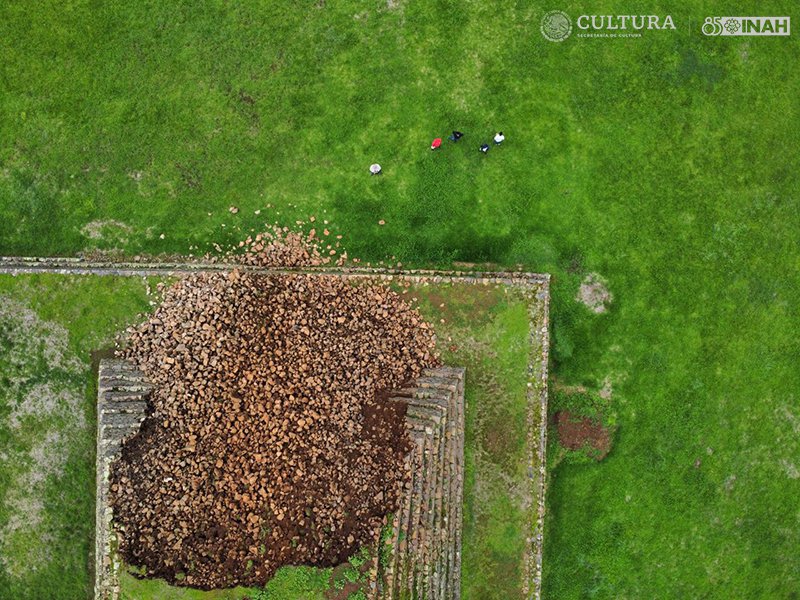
[555,411,612,460]
[109,271,437,589]
[324,561,372,600]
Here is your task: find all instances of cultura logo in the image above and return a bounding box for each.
[703,16,790,36]
[541,10,573,42]
[576,15,675,31]
[541,10,676,41]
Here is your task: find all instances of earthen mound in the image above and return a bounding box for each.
[109,269,437,588]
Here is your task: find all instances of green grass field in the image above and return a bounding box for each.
[118,565,330,600]
[1,1,799,598]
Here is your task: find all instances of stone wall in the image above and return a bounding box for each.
[95,359,150,600]
[378,367,465,600]
[80,264,551,600]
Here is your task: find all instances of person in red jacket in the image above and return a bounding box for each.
[431,138,442,150]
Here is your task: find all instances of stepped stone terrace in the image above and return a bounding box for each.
[15,260,553,600]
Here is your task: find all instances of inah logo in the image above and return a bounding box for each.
[703,16,790,36]
[541,10,572,42]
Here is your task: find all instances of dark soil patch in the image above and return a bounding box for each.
[481,412,523,471]
[325,560,372,600]
[555,411,612,460]
[90,346,116,373]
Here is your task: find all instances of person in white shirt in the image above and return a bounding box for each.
[493,131,505,145]
[370,163,382,175]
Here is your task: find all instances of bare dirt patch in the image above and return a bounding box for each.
[80,219,133,244]
[0,297,87,578]
[598,376,614,400]
[555,411,612,461]
[780,460,799,480]
[576,273,612,314]
[324,560,371,600]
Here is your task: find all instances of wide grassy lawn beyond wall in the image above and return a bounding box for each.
[1,1,799,598]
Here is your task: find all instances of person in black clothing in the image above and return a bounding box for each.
[448,130,464,142]
[479,143,490,153]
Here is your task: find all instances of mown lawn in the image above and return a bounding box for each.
[1,1,799,598]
